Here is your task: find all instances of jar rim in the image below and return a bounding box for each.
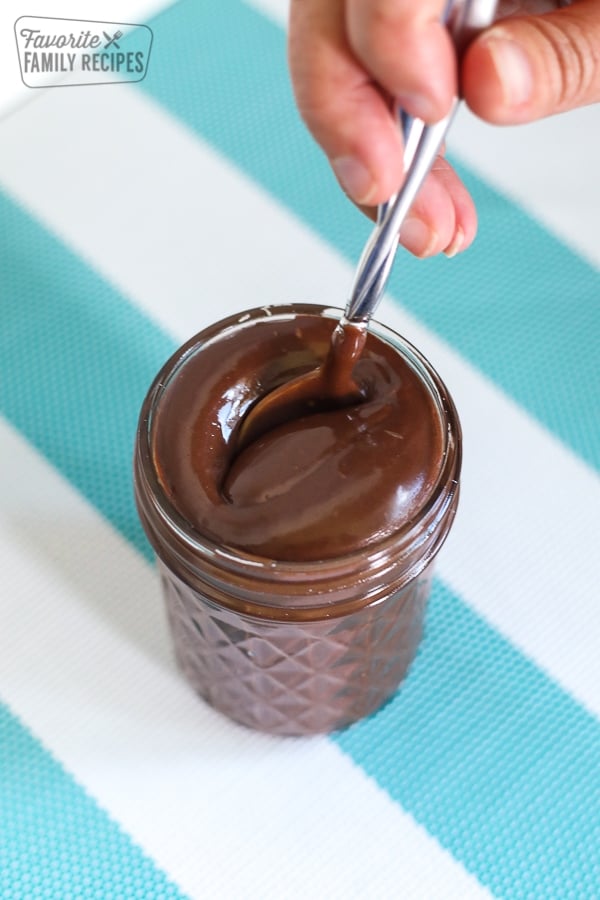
[135,304,461,593]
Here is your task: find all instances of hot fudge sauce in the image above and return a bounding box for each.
[152,312,443,561]
[134,305,461,734]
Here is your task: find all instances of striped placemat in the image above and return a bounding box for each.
[1,1,598,897]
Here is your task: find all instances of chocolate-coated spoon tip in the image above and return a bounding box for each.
[232,319,367,456]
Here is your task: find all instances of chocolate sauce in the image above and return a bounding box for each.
[136,306,461,734]
[152,312,443,562]
[233,319,367,452]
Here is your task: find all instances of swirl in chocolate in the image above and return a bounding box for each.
[152,311,443,561]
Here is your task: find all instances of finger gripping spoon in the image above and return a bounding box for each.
[234,0,497,454]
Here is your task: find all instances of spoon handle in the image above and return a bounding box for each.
[344,0,498,324]
[346,111,426,326]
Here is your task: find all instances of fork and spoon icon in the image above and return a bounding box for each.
[103,30,123,49]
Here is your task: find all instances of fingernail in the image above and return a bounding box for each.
[395,92,439,123]
[485,37,533,107]
[443,226,465,258]
[399,217,436,257]
[332,156,375,204]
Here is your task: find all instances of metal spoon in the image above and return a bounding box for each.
[235,0,497,452]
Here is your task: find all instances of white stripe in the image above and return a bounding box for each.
[450,104,600,269]
[246,0,600,269]
[0,416,492,900]
[0,84,598,719]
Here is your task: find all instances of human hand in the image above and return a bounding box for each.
[288,0,600,257]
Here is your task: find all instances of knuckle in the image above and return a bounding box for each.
[531,16,600,109]
[289,59,334,128]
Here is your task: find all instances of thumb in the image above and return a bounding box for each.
[462,1,600,123]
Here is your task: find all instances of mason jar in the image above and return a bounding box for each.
[134,304,461,735]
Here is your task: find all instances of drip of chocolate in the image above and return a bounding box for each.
[233,319,367,452]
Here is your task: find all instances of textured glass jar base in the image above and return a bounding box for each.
[160,560,432,736]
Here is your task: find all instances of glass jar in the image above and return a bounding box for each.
[134,305,461,735]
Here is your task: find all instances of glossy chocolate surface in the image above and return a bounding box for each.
[152,312,443,561]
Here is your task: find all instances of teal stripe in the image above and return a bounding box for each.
[335,581,600,899]
[0,702,185,899]
[1,188,599,899]
[141,0,600,472]
[0,191,171,561]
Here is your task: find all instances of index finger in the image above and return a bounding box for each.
[346,0,457,122]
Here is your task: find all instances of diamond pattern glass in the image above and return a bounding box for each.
[161,562,432,735]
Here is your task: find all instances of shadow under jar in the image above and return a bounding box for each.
[134,304,461,735]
